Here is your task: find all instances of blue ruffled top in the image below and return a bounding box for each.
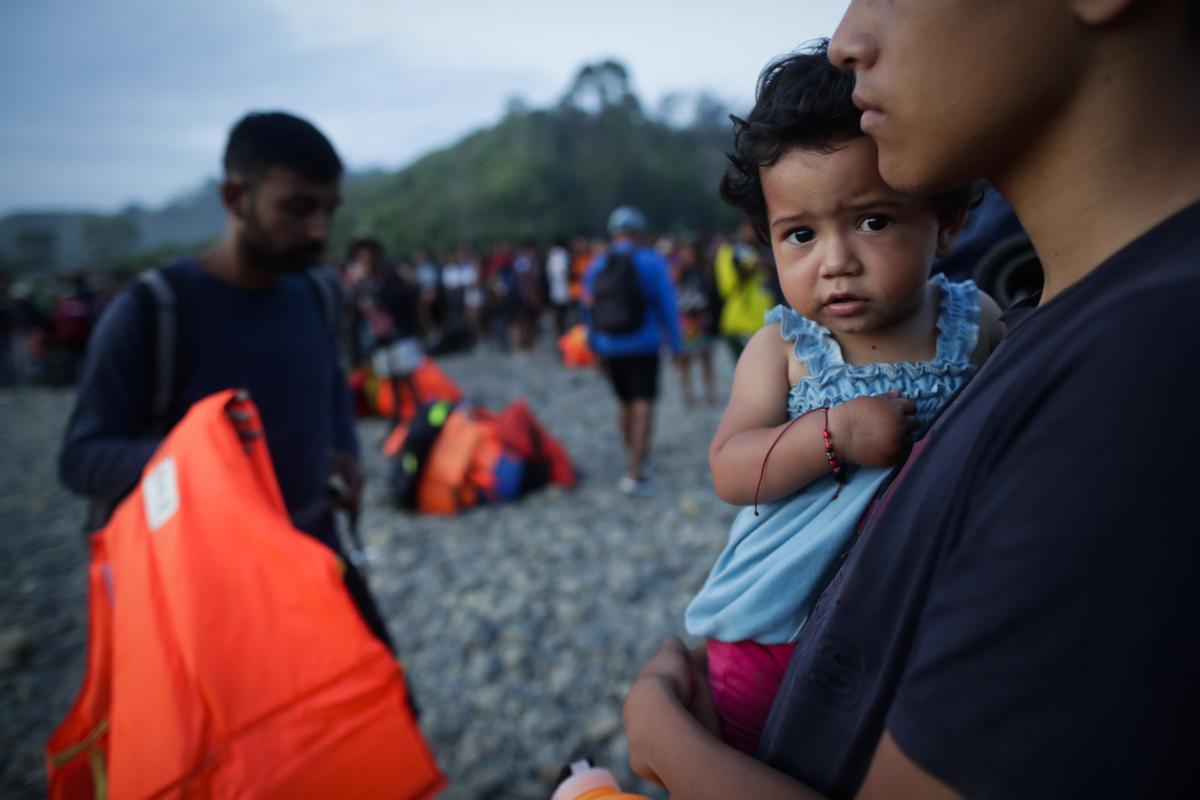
[686,275,981,644]
[773,272,980,434]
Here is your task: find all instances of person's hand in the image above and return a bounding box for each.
[329,454,362,515]
[829,392,917,467]
[226,391,263,453]
[623,637,720,785]
[683,642,722,737]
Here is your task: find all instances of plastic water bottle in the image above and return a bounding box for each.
[551,759,650,800]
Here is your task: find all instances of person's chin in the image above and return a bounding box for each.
[820,314,869,336]
[273,253,323,274]
[876,147,931,194]
[877,139,979,197]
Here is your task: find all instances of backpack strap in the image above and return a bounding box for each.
[136,269,178,434]
[85,267,180,533]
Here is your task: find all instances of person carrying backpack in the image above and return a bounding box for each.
[584,205,683,497]
[57,111,394,651]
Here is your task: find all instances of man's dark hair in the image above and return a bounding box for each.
[349,236,384,260]
[720,41,977,244]
[223,111,343,186]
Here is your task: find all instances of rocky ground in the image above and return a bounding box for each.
[0,343,738,799]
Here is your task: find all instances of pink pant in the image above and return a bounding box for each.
[706,639,797,754]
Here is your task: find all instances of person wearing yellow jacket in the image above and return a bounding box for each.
[714,223,776,361]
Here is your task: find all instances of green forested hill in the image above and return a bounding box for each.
[1,61,740,275]
[337,61,740,254]
[339,93,738,254]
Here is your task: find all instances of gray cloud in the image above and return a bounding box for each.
[0,0,847,214]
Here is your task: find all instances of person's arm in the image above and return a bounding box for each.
[709,326,917,506]
[329,349,362,512]
[624,638,957,800]
[330,360,360,460]
[581,255,601,341]
[58,289,161,500]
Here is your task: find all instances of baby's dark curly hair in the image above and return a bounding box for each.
[719,41,978,244]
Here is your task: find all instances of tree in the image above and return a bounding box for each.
[559,60,641,116]
[82,213,140,268]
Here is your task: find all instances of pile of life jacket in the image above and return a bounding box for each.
[384,399,576,515]
[47,390,444,800]
[557,323,596,368]
[348,357,463,419]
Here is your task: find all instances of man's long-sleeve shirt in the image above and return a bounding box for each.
[59,260,359,534]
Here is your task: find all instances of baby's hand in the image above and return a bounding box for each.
[829,392,918,467]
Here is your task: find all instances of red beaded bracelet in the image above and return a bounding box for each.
[822,406,846,500]
[753,405,845,515]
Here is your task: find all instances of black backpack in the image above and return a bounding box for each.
[388,400,456,510]
[590,251,645,334]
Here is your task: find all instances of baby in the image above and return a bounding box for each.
[685,42,1003,754]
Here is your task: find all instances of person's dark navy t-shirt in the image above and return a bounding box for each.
[60,260,358,541]
[757,201,1200,798]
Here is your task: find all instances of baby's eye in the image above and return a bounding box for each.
[857,215,890,233]
[784,228,815,245]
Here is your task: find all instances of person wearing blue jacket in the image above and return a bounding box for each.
[584,206,683,497]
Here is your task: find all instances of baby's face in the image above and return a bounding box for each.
[760,136,942,340]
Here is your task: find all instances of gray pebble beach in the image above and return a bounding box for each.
[0,343,737,799]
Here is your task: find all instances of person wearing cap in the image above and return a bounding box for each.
[584,206,684,498]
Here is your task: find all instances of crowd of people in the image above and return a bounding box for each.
[331,227,778,373]
[0,273,121,387]
[0,220,788,421]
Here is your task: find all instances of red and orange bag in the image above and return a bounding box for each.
[557,324,595,368]
[384,399,577,516]
[47,390,444,799]
[352,357,463,420]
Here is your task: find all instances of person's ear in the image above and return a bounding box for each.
[1071,0,1137,26]
[219,177,250,220]
[934,204,970,258]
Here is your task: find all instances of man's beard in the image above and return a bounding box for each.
[242,211,326,275]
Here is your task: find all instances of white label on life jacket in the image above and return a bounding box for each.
[143,456,180,532]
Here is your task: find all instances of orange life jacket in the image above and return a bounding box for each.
[382,400,575,515]
[557,323,595,368]
[363,357,463,420]
[46,390,445,800]
[568,251,594,302]
[383,407,498,515]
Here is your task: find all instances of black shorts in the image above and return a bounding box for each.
[602,354,660,402]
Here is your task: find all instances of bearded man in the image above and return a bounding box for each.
[60,111,393,648]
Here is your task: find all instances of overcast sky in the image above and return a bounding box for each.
[0,0,850,216]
